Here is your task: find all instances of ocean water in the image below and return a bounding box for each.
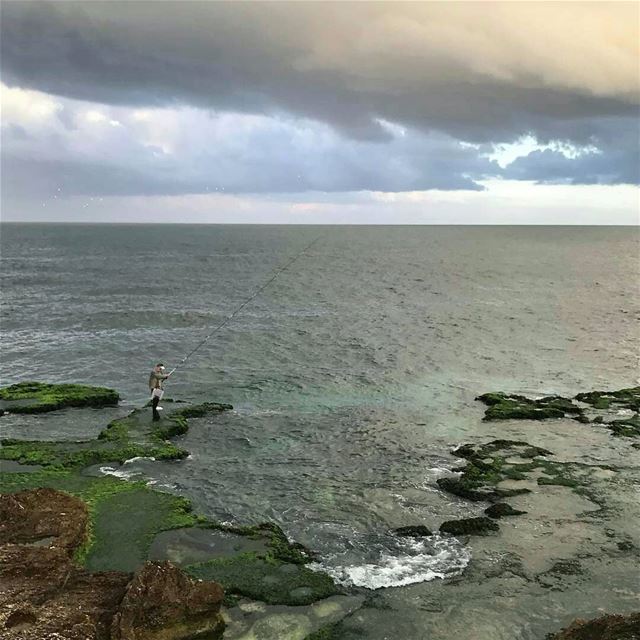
[1,224,639,638]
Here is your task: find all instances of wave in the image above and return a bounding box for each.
[310,534,470,590]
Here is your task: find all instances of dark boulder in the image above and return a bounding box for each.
[484,503,527,519]
[439,517,500,536]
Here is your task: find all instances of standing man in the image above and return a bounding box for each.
[149,363,171,421]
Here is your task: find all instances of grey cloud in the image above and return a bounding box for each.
[1,0,638,201]
[2,1,638,145]
[503,116,640,185]
[1,99,497,198]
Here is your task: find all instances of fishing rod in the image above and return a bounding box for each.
[168,235,322,377]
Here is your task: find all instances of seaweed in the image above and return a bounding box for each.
[0,381,119,413]
[0,402,230,471]
[476,392,582,421]
[185,553,339,605]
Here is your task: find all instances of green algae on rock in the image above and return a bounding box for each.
[0,381,119,414]
[606,413,640,438]
[0,390,355,637]
[436,437,600,515]
[436,440,550,503]
[0,470,200,570]
[0,468,342,610]
[185,553,340,606]
[574,387,640,412]
[0,401,231,470]
[147,521,339,607]
[0,487,225,640]
[476,392,582,421]
[476,387,640,442]
[201,521,316,565]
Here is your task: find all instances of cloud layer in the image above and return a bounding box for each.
[1,1,638,216]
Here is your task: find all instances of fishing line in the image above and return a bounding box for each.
[168,235,322,376]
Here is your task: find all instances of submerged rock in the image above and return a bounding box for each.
[111,561,224,640]
[437,440,550,504]
[484,503,527,519]
[439,517,499,536]
[546,612,640,639]
[607,414,640,438]
[393,525,433,538]
[574,387,640,412]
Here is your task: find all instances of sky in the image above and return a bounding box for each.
[1,1,639,224]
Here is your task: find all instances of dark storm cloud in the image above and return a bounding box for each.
[1,0,639,202]
[2,1,638,143]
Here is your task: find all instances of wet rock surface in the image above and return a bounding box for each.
[0,400,232,469]
[484,503,527,518]
[392,525,433,538]
[436,439,553,504]
[0,488,226,640]
[111,561,224,640]
[0,487,88,550]
[0,386,354,640]
[546,612,640,639]
[2,381,638,639]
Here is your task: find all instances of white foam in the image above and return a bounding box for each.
[427,466,458,478]
[122,456,156,464]
[97,465,140,480]
[310,536,470,590]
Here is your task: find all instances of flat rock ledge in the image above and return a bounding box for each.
[0,381,119,414]
[0,488,225,640]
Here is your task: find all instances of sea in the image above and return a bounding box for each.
[1,224,639,639]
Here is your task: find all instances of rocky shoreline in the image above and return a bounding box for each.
[1,381,638,639]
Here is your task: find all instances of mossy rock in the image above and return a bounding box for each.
[200,521,315,565]
[0,401,231,471]
[606,413,640,437]
[0,381,119,413]
[574,387,640,412]
[185,553,339,605]
[439,517,499,536]
[476,392,582,421]
[0,470,199,570]
[436,440,546,503]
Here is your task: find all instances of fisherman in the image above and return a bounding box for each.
[149,363,171,421]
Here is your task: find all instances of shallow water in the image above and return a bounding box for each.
[1,224,639,638]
